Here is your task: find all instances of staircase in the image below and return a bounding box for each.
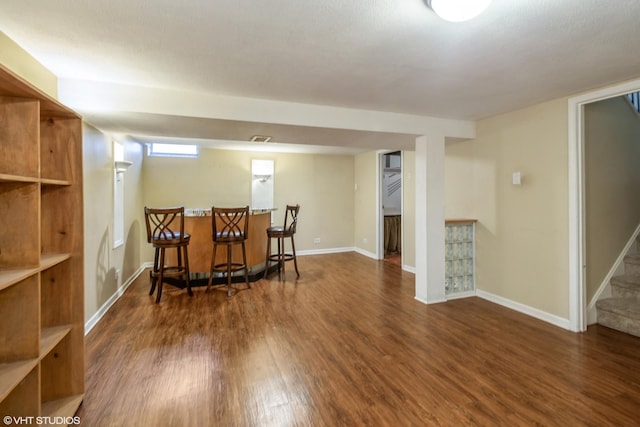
[596,253,640,337]
[626,91,640,115]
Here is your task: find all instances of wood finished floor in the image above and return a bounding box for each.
[77,252,640,426]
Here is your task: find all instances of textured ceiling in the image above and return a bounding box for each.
[2,0,640,152]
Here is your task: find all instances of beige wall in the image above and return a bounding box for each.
[142,148,355,253]
[83,126,144,321]
[353,150,416,266]
[445,140,476,218]
[445,98,570,318]
[354,151,378,255]
[584,97,640,300]
[0,32,57,98]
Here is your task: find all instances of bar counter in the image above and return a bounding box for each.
[165,209,273,276]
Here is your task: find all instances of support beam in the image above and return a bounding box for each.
[415,134,446,304]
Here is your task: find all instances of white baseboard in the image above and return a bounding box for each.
[297,246,356,256]
[402,265,416,274]
[446,290,476,300]
[353,247,378,259]
[84,262,152,335]
[586,223,640,325]
[414,295,447,305]
[476,289,571,331]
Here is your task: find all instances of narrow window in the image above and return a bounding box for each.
[148,143,198,157]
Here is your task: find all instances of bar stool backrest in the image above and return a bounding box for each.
[144,206,187,244]
[284,204,300,234]
[212,206,250,242]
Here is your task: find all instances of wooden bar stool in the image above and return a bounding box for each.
[207,206,250,297]
[144,206,193,303]
[264,204,300,280]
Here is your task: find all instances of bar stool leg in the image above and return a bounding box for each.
[291,235,300,277]
[226,244,233,297]
[150,248,159,295]
[264,236,272,279]
[241,241,250,287]
[183,245,193,297]
[156,248,166,304]
[280,236,286,280]
[277,238,282,277]
[207,243,218,292]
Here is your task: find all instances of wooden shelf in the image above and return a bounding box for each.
[40,326,72,359]
[0,360,38,402]
[42,394,84,421]
[0,64,79,120]
[0,174,39,183]
[40,253,72,271]
[0,268,38,292]
[0,254,71,292]
[0,62,84,416]
[41,178,72,186]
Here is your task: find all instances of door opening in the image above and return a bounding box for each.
[380,151,402,266]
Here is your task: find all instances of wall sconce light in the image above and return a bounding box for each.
[252,159,274,182]
[254,174,271,183]
[114,160,133,173]
[426,0,492,22]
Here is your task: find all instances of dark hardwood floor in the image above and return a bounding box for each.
[77,252,640,426]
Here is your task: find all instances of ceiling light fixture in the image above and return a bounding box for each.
[426,0,492,22]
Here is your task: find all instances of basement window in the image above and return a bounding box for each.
[148,143,198,158]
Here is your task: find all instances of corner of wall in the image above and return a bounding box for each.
[0,32,58,99]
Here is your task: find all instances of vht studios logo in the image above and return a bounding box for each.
[3,416,81,425]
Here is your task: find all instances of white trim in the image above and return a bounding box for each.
[568,78,640,333]
[84,263,151,335]
[353,247,378,260]
[586,223,640,324]
[568,97,585,332]
[298,247,356,256]
[415,295,446,304]
[476,289,571,330]
[446,290,476,300]
[377,151,383,260]
[402,264,416,274]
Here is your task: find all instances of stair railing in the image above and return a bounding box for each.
[626,92,640,115]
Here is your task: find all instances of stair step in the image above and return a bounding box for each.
[624,254,640,275]
[596,297,640,337]
[610,275,640,298]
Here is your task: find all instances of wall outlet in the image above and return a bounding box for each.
[115,269,120,283]
[313,237,321,244]
[363,238,368,244]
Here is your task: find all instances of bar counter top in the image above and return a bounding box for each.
[184,207,277,217]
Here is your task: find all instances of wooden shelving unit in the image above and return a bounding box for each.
[0,64,84,418]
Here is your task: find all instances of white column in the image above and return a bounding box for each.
[414,134,446,304]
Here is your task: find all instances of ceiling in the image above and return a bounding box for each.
[2,0,640,153]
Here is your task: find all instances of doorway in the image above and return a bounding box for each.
[569,78,640,332]
[379,151,402,266]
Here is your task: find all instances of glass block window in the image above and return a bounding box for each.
[445,221,475,295]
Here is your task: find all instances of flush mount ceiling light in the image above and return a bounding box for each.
[426,0,492,22]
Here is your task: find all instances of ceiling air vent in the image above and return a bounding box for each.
[250,135,272,143]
